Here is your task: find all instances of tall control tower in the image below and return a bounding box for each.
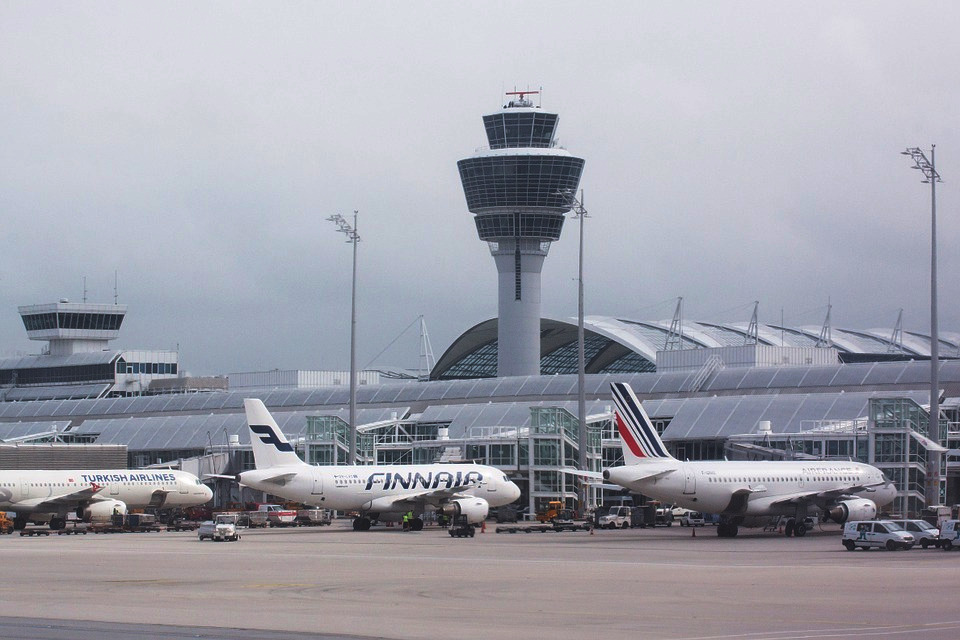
[457,91,585,377]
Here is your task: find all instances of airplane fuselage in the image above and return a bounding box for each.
[239,463,520,513]
[0,469,213,516]
[607,459,896,518]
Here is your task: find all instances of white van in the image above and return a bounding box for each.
[938,519,960,550]
[842,520,914,551]
[889,519,941,549]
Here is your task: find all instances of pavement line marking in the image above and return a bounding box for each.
[682,620,960,640]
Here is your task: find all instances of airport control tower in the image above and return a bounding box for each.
[457,91,585,377]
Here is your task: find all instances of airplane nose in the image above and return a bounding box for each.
[508,481,521,503]
[203,485,214,502]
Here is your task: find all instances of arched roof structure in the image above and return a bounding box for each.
[431,316,960,380]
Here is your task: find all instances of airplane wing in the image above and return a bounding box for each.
[765,481,888,509]
[375,484,482,512]
[13,485,112,511]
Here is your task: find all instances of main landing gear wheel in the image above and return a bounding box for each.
[13,516,26,531]
[352,517,372,531]
[793,522,807,537]
[784,519,795,537]
[48,517,66,530]
[410,517,423,532]
[717,523,738,538]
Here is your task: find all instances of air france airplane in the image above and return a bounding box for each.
[592,382,897,538]
[0,469,212,530]
[238,399,521,531]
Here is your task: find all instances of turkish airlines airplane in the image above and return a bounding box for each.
[596,382,897,537]
[0,468,212,530]
[238,399,521,531]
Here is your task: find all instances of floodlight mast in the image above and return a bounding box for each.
[327,211,361,465]
[901,146,942,504]
[561,188,591,510]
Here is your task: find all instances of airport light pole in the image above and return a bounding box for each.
[564,189,591,511]
[901,146,942,504]
[328,211,360,465]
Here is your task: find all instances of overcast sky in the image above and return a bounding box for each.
[1,2,958,375]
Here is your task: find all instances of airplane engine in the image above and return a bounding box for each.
[440,497,490,524]
[79,500,127,522]
[824,498,876,524]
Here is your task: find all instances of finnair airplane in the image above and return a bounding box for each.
[238,399,521,531]
[593,382,897,537]
[0,468,212,530]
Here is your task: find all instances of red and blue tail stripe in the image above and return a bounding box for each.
[611,382,673,461]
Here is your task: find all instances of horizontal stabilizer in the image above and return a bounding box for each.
[559,468,603,480]
[260,472,298,486]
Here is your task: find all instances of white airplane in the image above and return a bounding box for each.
[237,399,521,531]
[0,468,212,530]
[591,382,897,538]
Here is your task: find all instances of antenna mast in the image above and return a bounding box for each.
[418,316,436,381]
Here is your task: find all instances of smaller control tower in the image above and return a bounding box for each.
[457,91,585,377]
[19,300,127,356]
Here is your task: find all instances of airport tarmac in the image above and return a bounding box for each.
[1,522,958,640]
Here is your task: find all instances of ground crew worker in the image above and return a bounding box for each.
[402,512,410,531]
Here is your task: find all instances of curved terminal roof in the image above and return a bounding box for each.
[431,317,960,380]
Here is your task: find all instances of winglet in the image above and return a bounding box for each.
[610,382,676,464]
[244,399,307,469]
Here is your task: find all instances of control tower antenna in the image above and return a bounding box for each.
[458,91,585,376]
[114,270,119,305]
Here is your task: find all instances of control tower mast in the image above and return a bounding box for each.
[457,91,585,377]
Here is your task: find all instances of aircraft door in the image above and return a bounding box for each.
[311,474,323,496]
[110,483,120,496]
[178,477,190,494]
[20,477,29,499]
[683,466,696,495]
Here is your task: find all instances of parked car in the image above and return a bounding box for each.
[889,519,941,549]
[679,511,705,527]
[938,519,960,550]
[842,520,914,551]
[198,515,241,542]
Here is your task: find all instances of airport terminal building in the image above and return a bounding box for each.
[3,97,958,519]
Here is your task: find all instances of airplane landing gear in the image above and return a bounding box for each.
[13,516,26,531]
[717,523,738,538]
[410,517,423,531]
[352,517,372,531]
[784,517,807,537]
[48,517,66,530]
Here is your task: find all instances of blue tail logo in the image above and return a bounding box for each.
[250,424,294,452]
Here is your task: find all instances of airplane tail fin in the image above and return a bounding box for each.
[610,382,676,465]
[244,399,307,469]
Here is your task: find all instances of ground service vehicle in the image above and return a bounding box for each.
[0,512,13,535]
[198,515,240,542]
[256,504,297,527]
[842,521,914,551]
[938,519,960,550]
[599,506,632,529]
[680,511,705,527]
[890,519,941,548]
[536,501,565,523]
[448,515,475,538]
